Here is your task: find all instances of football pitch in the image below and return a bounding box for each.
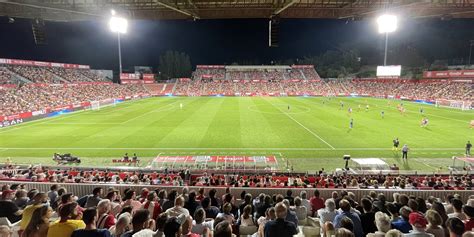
[0,96,472,172]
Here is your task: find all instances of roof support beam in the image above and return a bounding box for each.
[273,0,297,16]
[153,0,200,19]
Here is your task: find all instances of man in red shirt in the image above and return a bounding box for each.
[309,189,324,217]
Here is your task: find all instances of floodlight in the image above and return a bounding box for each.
[377,14,397,33]
[111,9,116,16]
[109,16,128,34]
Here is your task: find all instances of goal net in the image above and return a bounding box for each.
[435,99,471,111]
[90,101,101,110]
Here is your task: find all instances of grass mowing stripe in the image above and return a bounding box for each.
[265,97,336,149]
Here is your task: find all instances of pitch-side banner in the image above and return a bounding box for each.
[423,70,474,79]
[291,65,314,69]
[0,58,90,69]
[196,65,225,69]
[153,156,277,163]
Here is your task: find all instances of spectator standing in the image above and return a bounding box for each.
[310,189,325,217]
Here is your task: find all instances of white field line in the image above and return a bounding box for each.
[266,99,336,150]
[45,123,122,125]
[0,147,463,151]
[120,99,185,124]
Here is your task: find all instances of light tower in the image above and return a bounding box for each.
[109,10,128,75]
[377,14,398,66]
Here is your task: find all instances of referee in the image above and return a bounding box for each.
[402,144,409,160]
[467,141,472,157]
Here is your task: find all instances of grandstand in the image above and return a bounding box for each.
[0,59,473,237]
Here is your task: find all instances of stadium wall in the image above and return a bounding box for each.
[0,180,471,201]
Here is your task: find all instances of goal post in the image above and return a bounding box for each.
[435,99,471,111]
[90,101,101,110]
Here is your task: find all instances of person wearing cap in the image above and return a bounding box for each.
[404,212,434,237]
[121,209,155,237]
[463,205,474,232]
[334,199,364,237]
[20,192,48,231]
[0,189,22,223]
[263,202,297,237]
[446,217,465,237]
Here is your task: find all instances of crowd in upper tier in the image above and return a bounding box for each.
[1,65,108,84]
[0,180,473,237]
[0,84,149,116]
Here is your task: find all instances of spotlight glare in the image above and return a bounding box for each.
[109,16,128,34]
[377,14,398,33]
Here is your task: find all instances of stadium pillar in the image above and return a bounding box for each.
[117,32,123,74]
[469,40,474,66]
[384,33,388,66]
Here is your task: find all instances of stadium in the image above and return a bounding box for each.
[0,1,473,237]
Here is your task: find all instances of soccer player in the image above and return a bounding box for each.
[288,105,290,110]
[402,144,409,160]
[180,103,183,109]
[358,104,361,111]
[421,118,429,127]
[340,101,344,110]
[365,104,369,112]
[381,110,385,119]
[393,138,400,151]
[348,107,352,114]
[467,141,472,157]
[420,107,424,115]
[349,118,353,129]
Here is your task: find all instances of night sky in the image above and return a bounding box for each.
[0,16,473,72]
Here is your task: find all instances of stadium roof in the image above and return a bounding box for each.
[1,0,474,21]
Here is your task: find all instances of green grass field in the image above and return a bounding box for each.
[0,96,472,172]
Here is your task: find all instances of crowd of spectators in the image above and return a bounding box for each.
[0,181,473,237]
[1,65,108,84]
[193,69,225,80]
[173,79,472,104]
[0,84,149,116]
[0,67,15,85]
[1,165,473,190]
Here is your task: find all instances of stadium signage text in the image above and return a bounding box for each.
[0,58,90,69]
[424,70,474,79]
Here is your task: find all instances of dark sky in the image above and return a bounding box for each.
[0,16,473,72]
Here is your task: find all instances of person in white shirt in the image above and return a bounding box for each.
[448,199,466,221]
[299,191,311,216]
[240,205,255,227]
[165,196,190,217]
[367,212,392,237]
[191,208,213,236]
[293,197,307,221]
[317,199,338,234]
